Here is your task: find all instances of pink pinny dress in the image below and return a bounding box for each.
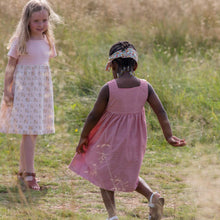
[69,79,149,192]
[0,38,56,135]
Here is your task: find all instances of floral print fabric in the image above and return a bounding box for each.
[105,48,138,71]
[0,65,55,135]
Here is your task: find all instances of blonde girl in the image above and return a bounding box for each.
[0,0,60,190]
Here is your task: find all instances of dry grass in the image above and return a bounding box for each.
[55,0,220,51]
[1,0,220,48]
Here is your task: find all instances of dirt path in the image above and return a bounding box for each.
[184,145,220,220]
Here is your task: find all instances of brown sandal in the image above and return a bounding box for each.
[23,172,40,191]
[17,172,40,183]
[148,192,165,220]
[17,172,24,181]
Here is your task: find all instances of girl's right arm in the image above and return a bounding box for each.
[3,56,17,106]
[147,83,186,147]
[76,84,109,153]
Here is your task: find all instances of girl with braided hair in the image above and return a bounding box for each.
[69,41,186,220]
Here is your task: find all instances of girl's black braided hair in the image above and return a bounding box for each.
[109,41,137,71]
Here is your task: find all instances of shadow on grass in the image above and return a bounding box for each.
[0,181,49,207]
[0,181,77,219]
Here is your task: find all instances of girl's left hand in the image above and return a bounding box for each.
[76,137,89,154]
[167,136,186,147]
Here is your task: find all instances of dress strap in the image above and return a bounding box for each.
[107,79,117,91]
[140,79,149,98]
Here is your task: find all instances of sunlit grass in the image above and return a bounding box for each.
[0,0,219,219]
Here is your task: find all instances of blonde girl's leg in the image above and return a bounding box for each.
[22,134,40,190]
[23,135,37,173]
[19,137,25,173]
[17,138,26,181]
[100,188,118,219]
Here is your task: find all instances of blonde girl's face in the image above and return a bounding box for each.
[29,9,49,39]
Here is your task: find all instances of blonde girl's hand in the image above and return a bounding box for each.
[167,136,186,147]
[4,91,14,106]
[76,137,89,154]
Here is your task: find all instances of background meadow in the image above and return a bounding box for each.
[0,0,220,219]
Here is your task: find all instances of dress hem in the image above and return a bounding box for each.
[68,165,137,193]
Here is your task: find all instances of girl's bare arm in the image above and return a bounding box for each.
[147,83,186,147]
[4,56,17,106]
[76,84,109,153]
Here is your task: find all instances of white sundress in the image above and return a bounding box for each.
[0,38,56,135]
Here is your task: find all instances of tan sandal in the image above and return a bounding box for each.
[23,172,40,191]
[148,192,164,220]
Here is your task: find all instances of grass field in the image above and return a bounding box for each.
[0,0,220,219]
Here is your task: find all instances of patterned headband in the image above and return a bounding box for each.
[105,48,138,71]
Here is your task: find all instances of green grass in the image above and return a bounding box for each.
[0,0,220,219]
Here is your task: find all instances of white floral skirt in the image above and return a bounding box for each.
[0,65,55,135]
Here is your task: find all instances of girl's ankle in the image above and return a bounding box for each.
[23,172,36,181]
[149,192,161,203]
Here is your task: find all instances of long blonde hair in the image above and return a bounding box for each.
[8,0,61,55]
